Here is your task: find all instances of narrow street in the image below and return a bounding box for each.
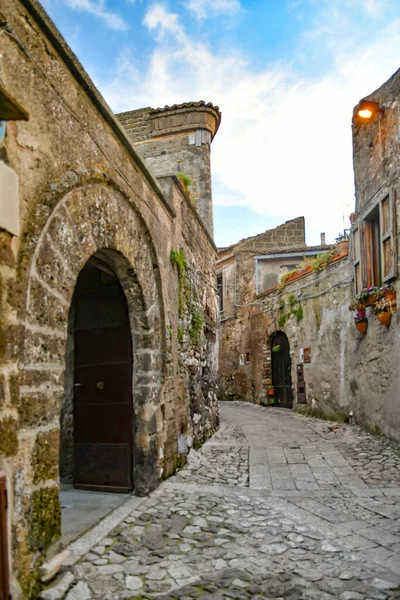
[56,403,400,600]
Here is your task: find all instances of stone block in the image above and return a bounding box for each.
[28,487,61,550]
[0,161,19,236]
[39,571,75,599]
[17,391,62,428]
[39,549,70,583]
[0,416,18,456]
[32,429,59,483]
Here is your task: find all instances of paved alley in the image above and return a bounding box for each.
[50,402,400,600]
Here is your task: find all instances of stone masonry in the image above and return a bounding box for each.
[118,102,221,238]
[0,0,219,597]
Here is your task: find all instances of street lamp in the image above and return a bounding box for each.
[356,100,383,120]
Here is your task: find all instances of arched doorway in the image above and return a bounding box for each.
[72,257,133,493]
[271,331,293,409]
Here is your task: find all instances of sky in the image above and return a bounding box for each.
[42,0,400,247]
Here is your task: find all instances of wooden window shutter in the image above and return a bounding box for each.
[380,191,397,282]
[352,225,362,293]
[358,221,369,289]
[0,474,10,600]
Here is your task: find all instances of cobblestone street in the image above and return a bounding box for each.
[50,402,400,600]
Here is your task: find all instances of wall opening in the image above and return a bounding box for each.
[271,331,293,409]
[60,255,133,493]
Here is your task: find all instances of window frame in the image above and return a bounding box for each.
[353,187,397,292]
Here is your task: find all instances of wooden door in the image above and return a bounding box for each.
[73,265,133,493]
[0,475,10,600]
[271,332,293,409]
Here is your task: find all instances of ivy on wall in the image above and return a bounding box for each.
[171,248,205,346]
[277,294,303,327]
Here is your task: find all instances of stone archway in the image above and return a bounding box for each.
[271,331,293,409]
[21,182,164,499]
[61,253,134,493]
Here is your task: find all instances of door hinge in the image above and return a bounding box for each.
[4,488,8,510]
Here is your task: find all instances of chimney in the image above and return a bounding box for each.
[320,232,326,245]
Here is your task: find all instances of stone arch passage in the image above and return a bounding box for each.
[21,182,164,500]
[271,331,293,409]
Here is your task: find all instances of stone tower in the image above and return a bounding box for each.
[117,101,221,238]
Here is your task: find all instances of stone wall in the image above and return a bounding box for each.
[220,251,400,442]
[0,1,218,597]
[217,217,330,399]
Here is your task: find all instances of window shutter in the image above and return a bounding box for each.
[353,224,362,293]
[380,191,397,282]
[359,221,369,289]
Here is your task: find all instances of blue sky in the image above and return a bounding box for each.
[43,0,400,247]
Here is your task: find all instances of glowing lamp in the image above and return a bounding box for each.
[356,100,382,120]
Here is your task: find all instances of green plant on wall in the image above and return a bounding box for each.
[278,313,287,327]
[288,295,297,306]
[177,172,192,195]
[189,303,205,345]
[293,304,303,323]
[171,249,205,346]
[170,249,189,317]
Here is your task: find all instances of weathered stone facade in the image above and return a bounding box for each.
[217,217,331,400]
[118,102,221,238]
[217,68,400,445]
[0,0,219,597]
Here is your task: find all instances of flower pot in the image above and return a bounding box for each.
[377,311,391,326]
[267,389,274,396]
[357,302,368,311]
[385,292,397,311]
[355,320,368,333]
[337,239,349,255]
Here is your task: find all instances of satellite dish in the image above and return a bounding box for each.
[0,121,5,144]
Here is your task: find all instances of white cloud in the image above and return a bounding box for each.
[359,0,386,16]
[99,3,400,246]
[143,4,185,40]
[186,0,240,20]
[63,0,129,30]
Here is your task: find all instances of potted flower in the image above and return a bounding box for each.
[381,285,396,309]
[354,311,368,332]
[375,305,391,326]
[267,385,274,396]
[335,232,350,255]
[352,286,380,310]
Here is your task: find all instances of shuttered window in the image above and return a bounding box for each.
[354,190,397,290]
[0,474,10,600]
[353,224,362,293]
[380,193,397,282]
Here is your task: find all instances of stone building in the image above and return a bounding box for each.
[0,0,219,596]
[217,217,331,401]
[117,103,220,238]
[218,67,400,443]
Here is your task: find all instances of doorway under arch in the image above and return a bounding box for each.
[61,256,134,493]
[271,331,293,409]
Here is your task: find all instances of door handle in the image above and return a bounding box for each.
[96,381,105,390]
[73,383,82,388]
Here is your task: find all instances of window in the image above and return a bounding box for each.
[217,273,223,312]
[353,191,397,293]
